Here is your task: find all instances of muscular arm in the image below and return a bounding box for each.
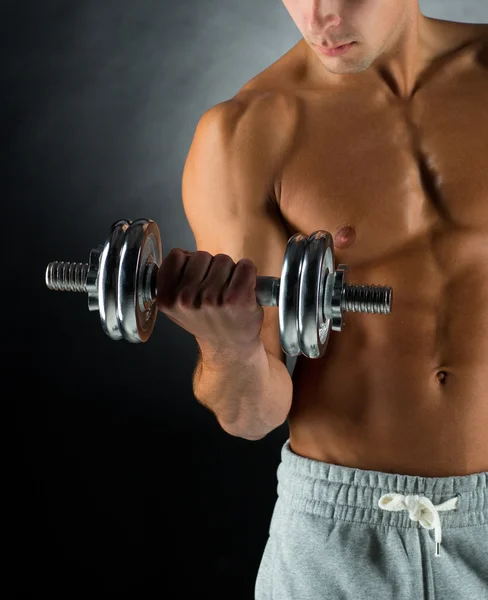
[182,96,296,439]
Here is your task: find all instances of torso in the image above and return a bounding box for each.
[238,20,488,476]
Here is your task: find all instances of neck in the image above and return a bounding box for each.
[303,11,452,97]
[371,6,433,96]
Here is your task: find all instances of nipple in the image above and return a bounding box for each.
[334,225,356,249]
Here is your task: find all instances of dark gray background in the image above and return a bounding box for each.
[4,0,487,596]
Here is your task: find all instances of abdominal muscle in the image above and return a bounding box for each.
[288,340,473,478]
[287,228,488,478]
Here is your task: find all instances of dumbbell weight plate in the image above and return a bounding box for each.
[96,219,131,341]
[116,218,162,343]
[298,231,334,359]
[279,232,309,357]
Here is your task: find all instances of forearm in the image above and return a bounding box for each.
[193,341,293,440]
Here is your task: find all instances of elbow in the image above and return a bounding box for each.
[228,430,268,442]
[239,432,268,441]
[219,419,268,441]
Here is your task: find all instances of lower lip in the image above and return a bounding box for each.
[315,42,355,57]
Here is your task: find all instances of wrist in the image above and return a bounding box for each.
[196,338,264,366]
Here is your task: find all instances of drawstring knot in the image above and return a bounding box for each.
[378,493,459,557]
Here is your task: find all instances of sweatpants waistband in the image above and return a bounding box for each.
[275,439,488,532]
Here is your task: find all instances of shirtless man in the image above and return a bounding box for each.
[156,1,488,597]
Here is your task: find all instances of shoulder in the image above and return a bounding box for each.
[199,39,308,127]
[469,23,488,67]
[466,22,488,46]
[199,85,298,133]
[192,43,306,193]
[480,23,488,49]
[198,86,299,175]
[453,21,488,48]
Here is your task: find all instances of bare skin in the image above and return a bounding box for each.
[236,6,488,477]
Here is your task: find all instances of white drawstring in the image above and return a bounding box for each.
[378,493,459,557]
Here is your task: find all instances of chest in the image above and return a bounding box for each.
[278,64,488,270]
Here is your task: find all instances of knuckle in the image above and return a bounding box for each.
[225,282,253,305]
[235,260,256,280]
[238,258,255,269]
[200,293,218,306]
[170,248,187,257]
[214,253,234,265]
[200,283,224,305]
[222,289,241,304]
[177,288,194,307]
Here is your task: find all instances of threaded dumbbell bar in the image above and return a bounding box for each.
[45,218,393,359]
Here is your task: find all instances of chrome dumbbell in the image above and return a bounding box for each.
[45,218,393,359]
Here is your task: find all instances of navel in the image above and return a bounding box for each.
[436,370,448,385]
[334,225,356,249]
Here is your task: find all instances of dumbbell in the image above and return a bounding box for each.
[45,218,393,359]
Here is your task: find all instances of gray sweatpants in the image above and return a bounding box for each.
[255,439,488,599]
